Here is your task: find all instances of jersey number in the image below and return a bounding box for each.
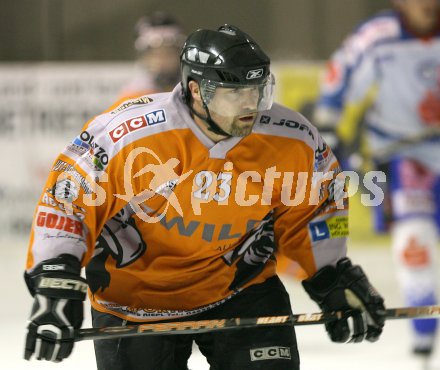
[193,171,232,202]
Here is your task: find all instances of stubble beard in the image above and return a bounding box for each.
[229,120,255,137]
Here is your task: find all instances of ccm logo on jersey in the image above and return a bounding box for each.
[250,346,291,361]
[109,109,166,143]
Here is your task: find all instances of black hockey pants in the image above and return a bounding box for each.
[92,275,300,370]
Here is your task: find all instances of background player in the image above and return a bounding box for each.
[118,10,186,99]
[313,0,440,357]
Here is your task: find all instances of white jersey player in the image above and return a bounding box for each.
[314,0,440,355]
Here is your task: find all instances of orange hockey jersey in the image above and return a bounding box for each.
[26,85,348,322]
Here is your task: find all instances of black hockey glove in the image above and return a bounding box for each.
[24,254,87,362]
[302,257,386,343]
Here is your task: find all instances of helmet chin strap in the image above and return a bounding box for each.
[189,103,232,138]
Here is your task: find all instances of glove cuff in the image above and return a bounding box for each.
[25,254,87,301]
[33,275,87,300]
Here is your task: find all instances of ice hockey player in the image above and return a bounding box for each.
[314,0,440,356]
[24,24,386,369]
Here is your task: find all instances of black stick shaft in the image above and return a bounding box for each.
[75,305,440,342]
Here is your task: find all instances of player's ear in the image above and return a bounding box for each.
[188,80,202,103]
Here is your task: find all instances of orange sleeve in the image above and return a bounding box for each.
[274,138,349,278]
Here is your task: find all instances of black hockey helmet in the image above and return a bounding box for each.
[181,24,271,100]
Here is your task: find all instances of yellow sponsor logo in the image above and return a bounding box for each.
[310,215,349,241]
[326,216,349,238]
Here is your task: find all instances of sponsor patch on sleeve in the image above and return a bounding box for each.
[309,215,349,242]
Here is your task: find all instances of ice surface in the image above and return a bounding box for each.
[3,241,432,370]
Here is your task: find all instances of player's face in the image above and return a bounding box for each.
[208,86,260,137]
[395,0,439,34]
[189,79,273,140]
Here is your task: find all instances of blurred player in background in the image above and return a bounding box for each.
[23,24,386,369]
[313,0,440,358]
[118,11,186,100]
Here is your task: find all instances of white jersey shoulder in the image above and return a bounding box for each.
[96,87,189,146]
[340,11,401,64]
[102,89,184,136]
[61,86,189,174]
[254,102,319,151]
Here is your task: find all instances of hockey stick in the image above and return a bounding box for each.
[370,126,440,164]
[75,305,440,342]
